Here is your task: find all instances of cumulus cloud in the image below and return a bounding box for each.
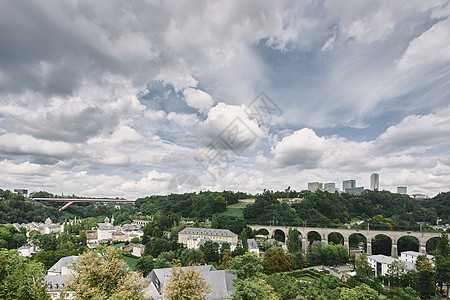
[376,106,450,151]
[1,1,450,198]
[200,102,265,154]
[182,88,214,113]
[397,17,450,73]
[272,128,328,168]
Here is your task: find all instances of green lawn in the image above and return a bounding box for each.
[122,255,138,271]
[218,201,251,218]
[112,242,126,249]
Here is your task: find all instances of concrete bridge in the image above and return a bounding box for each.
[249,225,448,258]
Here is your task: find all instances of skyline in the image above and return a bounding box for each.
[1,1,450,198]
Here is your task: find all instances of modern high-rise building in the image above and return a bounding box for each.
[370,173,379,191]
[324,183,335,189]
[397,187,407,195]
[343,180,356,190]
[308,182,323,192]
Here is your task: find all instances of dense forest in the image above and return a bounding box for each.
[244,190,441,230]
[1,188,449,232]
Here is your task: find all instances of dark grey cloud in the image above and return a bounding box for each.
[0,0,168,97]
[11,106,116,142]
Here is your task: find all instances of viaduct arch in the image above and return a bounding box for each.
[249,225,448,258]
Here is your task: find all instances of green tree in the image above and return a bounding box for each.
[229,252,264,279]
[212,196,227,213]
[220,249,233,268]
[65,247,147,299]
[0,249,50,300]
[136,255,155,277]
[263,247,293,273]
[199,241,220,264]
[266,273,301,300]
[434,233,450,292]
[240,229,249,252]
[292,251,307,269]
[339,284,380,300]
[413,256,436,299]
[211,215,219,229]
[180,248,204,266]
[33,250,60,269]
[164,265,212,300]
[231,278,278,300]
[37,233,58,251]
[286,228,301,253]
[388,287,420,300]
[386,260,407,287]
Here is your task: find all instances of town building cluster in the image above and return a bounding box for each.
[178,227,259,255]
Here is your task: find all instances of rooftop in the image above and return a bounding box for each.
[179,227,237,237]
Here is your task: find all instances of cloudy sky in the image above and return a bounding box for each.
[1,0,450,199]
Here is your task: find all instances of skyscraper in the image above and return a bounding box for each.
[308,182,323,192]
[370,173,379,191]
[343,180,356,190]
[397,186,407,194]
[324,182,335,189]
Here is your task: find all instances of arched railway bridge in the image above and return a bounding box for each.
[249,225,448,258]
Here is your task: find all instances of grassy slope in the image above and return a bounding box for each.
[218,201,250,218]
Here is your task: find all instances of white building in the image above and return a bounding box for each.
[18,244,38,257]
[368,254,416,277]
[247,239,259,255]
[370,173,379,191]
[367,255,397,276]
[399,251,434,265]
[178,228,238,247]
[46,256,79,300]
[308,182,322,192]
[397,187,407,195]
[132,244,145,257]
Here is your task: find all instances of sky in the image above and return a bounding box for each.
[1,0,450,199]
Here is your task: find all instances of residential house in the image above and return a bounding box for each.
[247,239,259,255]
[46,256,79,300]
[18,243,38,257]
[144,265,236,300]
[367,254,415,277]
[399,251,434,265]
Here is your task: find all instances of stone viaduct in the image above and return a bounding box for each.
[249,225,448,258]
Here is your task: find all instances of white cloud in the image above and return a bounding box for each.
[376,106,450,151]
[182,88,214,113]
[0,133,74,158]
[200,102,265,153]
[272,128,328,168]
[397,18,450,73]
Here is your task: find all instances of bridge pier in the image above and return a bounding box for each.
[344,238,349,250]
[321,234,328,246]
[302,238,307,253]
[391,243,398,258]
[367,241,372,256]
[420,244,427,254]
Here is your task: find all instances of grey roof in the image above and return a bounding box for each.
[45,275,71,291]
[247,239,258,249]
[368,254,396,265]
[112,231,125,235]
[18,244,33,250]
[48,256,79,274]
[179,227,237,237]
[146,265,236,300]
